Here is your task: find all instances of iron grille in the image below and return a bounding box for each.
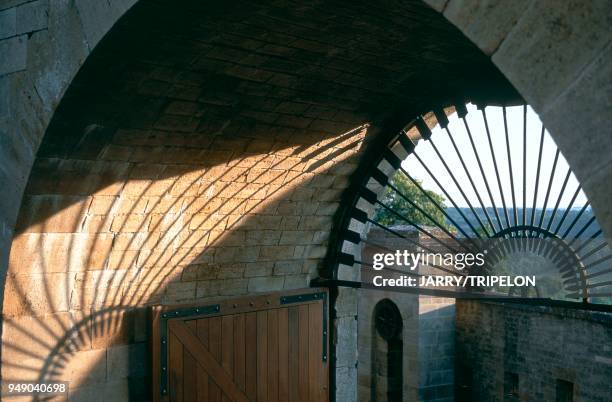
[331,103,612,304]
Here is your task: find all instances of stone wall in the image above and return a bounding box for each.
[3,107,368,399]
[0,1,611,401]
[358,226,456,402]
[456,300,612,402]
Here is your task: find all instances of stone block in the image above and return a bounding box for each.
[213,246,260,263]
[0,35,27,75]
[444,0,529,55]
[106,250,139,270]
[110,214,151,233]
[106,343,147,380]
[1,311,90,360]
[3,271,76,316]
[16,195,91,233]
[0,7,16,39]
[492,0,611,111]
[335,287,358,317]
[56,348,107,386]
[16,0,48,34]
[74,0,117,49]
[68,379,131,402]
[282,274,310,289]
[335,366,358,402]
[259,245,295,260]
[247,276,284,293]
[273,260,302,275]
[244,229,281,246]
[198,278,249,297]
[279,230,314,246]
[243,261,274,277]
[335,315,358,367]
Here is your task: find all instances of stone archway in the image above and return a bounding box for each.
[0,0,610,400]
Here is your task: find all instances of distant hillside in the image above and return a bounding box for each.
[444,207,597,238]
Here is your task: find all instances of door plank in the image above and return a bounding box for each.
[169,320,250,402]
[196,365,209,402]
[298,304,310,402]
[234,314,246,392]
[256,310,268,402]
[245,311,258,400]
[278,308,289,402]
[208,316,222,402]
[308,302,323,402]
[196,318,209,345]
[267,309,279,402]
[184,349,197,402]
[221,315,234,402]
[169,330,184,402]
[288,306,300,402]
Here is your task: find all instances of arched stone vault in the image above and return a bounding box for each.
[0,0,610,399]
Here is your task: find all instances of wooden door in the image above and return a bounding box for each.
[152,288,329,402]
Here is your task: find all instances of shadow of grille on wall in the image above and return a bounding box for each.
[330,103,612,305]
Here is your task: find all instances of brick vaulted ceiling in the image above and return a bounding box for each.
[39,0,518,161]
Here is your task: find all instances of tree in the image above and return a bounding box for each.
[373,171,450,230]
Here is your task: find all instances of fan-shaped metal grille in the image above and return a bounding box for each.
[330,103,612,305]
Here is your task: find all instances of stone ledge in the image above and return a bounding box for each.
[459,299,612,325]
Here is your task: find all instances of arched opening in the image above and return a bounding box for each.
[328,102,611,304]
[1,1,609,401]
[372,299,403,402]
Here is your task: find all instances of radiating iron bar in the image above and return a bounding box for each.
[363,264,422,278]
[366,219,467,277]
[584,281,612,289]
[584,253,612,270]
[400,167,478,246]
[359,237,399,254]
[586,292,612,297]
[361,258,461,280]
[354,260,425,279]
[354,259,374,267]
[481,109,511,230]
[545,168,572,232]
[575,236,606,260]
[445,124,496,234]
[586,266,612,280]
[530,125,546,233]
[374,200,464,254]
[537,149,561,232]
[553,185,582,236]
[522,105,527,227]
[562,202,591,239]
[567,216,597,247]
[503,107,519,227]
[368,218,438,254]
[462,116,504,233]
[550,230,601,268]
[412,152,482,238]
[386,181,473,252]
[427,138,491,237]
[355,261,428,280]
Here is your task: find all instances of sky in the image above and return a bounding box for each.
[402,103,588,210]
